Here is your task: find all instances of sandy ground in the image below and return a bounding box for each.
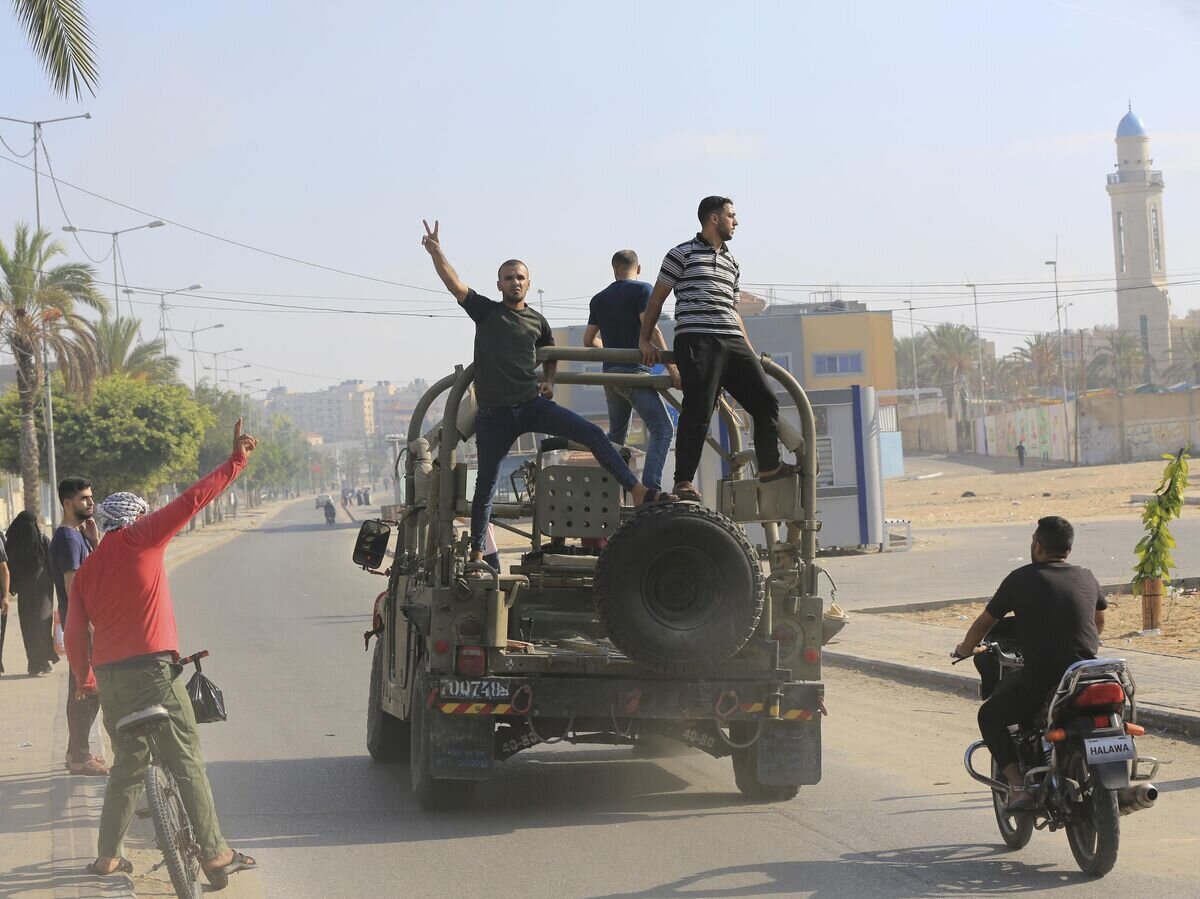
[884,591,1200,656]
[885,458,1186,527]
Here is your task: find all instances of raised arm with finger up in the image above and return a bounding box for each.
[421,219,470,304]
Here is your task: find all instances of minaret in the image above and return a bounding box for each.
[1105,105,1171,376]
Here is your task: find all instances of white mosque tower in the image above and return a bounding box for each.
[1105,105,1171,373]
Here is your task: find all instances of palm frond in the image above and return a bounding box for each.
[10,0,99,101]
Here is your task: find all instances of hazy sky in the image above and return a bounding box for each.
[2,0,1198,393]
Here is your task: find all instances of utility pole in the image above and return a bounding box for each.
[903,299,921,450]
[1,112,91,524]
[537,288,544,315]
[1045,258,1073,464]
[965,281,987,454]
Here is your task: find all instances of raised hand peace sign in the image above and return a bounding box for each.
[421,219,441,255]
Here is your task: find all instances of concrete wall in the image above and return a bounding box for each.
[899,410,958,454]
[975,403,1074,462]
[1078,390,1200,465]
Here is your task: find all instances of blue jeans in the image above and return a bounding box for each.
[471,396,640,552]
[603,366,673,491]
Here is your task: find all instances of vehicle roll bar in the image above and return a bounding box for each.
[401,346,819,589]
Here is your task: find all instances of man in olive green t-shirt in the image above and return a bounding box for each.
[420,220,674,567]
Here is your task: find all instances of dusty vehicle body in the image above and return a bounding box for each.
[354,346,842,809]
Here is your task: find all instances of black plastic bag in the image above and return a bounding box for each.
[187,665,227,723]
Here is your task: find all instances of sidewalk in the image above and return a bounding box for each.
[825,612,1200,738]
[0,499,294,898]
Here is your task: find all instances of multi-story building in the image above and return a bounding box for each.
[266,380,379,443]
[552,293,896,439]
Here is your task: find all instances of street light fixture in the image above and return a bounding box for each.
[0,112,91,524]
[62,220,166,317]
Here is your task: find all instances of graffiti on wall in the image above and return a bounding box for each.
[1125,421,1190,461]
[977,404,1074,461]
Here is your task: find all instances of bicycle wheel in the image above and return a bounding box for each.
[145,762,203,899]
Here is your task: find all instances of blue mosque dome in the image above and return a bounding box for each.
[1117,108,1148,139]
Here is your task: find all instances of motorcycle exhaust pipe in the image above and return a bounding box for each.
[1117,782,1158,815]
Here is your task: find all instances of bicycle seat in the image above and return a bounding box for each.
[116,705,170,737]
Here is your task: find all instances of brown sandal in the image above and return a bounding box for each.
[760,462,798,483]
[672,483,703,502]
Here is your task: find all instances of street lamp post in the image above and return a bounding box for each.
[1045,259,1073,464]
[163,323,224,391]
[0,112,91,525]
[209,349,244,390]
[62,221,166,316]
[903,299,921,451]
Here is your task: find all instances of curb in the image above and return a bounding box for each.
[823,650,1200,739]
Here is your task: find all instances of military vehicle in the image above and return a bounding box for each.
[352,347,843,809]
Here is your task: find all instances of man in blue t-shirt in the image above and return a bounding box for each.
[583,250,679,491]
[49,476,106,775]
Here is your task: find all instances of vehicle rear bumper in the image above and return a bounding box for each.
[431,675,824,721]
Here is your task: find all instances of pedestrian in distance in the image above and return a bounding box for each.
[5,511,58,675]
[582,249,680,492]
[1016,439,1026,468]
[49,476,107,775]
[66,418,259,885]
[420,220,676,568]
[639,196,795,502]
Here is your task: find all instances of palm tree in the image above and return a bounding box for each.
[0,224,106,511]
[10,0,98,100]
[1015,333,1060,395]
[1088,332,1148,392]
[1165,329,1200,384]
[994,353,1033,401]
[93,315,181,383]
[924,323,977,416]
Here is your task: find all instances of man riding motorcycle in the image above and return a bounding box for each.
[955,516,1107,812]
[323,498,337,525]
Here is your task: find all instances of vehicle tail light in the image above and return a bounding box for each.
[1125,723,1145,736]
[1093,715,1112,728]
[803,647,820,664]
[1073,682,1125,708]
[456,645,486,677]
[433,639,450,654]
[1045,728,1067,742]
[457,617,483,641]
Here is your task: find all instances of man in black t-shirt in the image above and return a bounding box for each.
[421,221,674,567]
[955,515,1107,810]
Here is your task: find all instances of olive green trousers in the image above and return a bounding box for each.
[94,659,227,860]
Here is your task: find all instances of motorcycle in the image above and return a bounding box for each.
[955,620,1161,877]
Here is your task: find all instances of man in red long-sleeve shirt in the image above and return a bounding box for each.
[66,419,259,886]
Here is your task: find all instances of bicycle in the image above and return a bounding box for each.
[114,650,211,899]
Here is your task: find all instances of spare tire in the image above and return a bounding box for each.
[594,503,764,674]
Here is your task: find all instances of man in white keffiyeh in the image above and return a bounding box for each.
[94,492,150,533]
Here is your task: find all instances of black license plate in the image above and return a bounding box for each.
[440,679,511,701]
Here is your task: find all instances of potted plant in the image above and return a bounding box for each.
[1132,447,1190,635]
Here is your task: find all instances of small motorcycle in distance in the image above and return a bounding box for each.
[955,620,1161,877]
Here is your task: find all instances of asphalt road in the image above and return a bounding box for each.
[168,499,1200,898]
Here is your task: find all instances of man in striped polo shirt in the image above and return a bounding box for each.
[639,197,793,501]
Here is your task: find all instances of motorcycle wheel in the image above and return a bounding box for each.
[1064,753,1120,876]
[990,759,1033,849]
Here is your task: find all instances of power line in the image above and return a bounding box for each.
[0,150,445,294]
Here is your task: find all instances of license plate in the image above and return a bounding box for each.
[1084,735,1135,763]
[440,679,511,701]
